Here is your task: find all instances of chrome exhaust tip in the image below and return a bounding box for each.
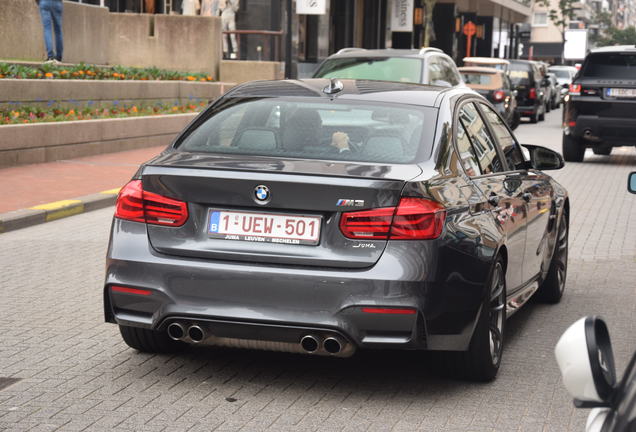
[300,335,319,353]
[167,322,186,341]
[188,325,205,343]
[323,337,342,355]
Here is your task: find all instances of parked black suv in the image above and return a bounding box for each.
[563,45,636,161]
[508,60,548,123]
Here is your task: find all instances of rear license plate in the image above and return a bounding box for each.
[606,88,636,98]
[208,210,321,245]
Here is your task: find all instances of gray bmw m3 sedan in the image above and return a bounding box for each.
[104,79,569,381]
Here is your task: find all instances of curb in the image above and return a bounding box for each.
[0,188,120,234]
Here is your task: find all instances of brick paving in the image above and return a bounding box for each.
[0,110,635,431]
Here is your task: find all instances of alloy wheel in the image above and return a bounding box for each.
[489,264,505,365]
[555,221,568,295]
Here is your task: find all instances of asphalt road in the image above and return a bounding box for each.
[1,109,635,432]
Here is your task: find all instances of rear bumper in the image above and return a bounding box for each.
[516,104,540,116]
[104,219,489,352]
[568,115,636,145]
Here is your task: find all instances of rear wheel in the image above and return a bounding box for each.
[593,146,612,156]
[563,134,585,162]
[539,106,546,121]
[546,101,551,113]
[452,259,506,382]
[535,214,568,303]
[119,325,185,353]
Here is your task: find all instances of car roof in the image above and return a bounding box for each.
[225,78,460,108]
[324,48,446,59]
[463,57,510,65]
[589,45,636,54]
[458,66,502,74]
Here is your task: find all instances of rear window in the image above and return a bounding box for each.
[461,72,501,89]
[509,64,532,85]
[314,57,423,84]
[582,53,636,79]
[549,69,571,79]
[177,98,437,164]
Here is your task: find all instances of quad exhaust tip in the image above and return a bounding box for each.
[323,337,342,355]
[167,322,185,341]
[188,325,205,343]
[300,335,319,353]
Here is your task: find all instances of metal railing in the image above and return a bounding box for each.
[222,30,284,62]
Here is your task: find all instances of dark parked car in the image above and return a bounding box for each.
[508,59,548,123]
[313,48,464,87]
[546,73,561,109]
[459,66,520,129]
[563,45,636,161]
[104,79,569,382]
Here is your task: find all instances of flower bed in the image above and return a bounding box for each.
[0,62,214,82]
[1,101,206,125]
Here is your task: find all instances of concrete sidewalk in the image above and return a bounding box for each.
[0,145,164,233]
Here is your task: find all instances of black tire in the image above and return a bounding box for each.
[593,146,612,156]
[562,134,585,162]
[535,213,568,303]
[546,102,551,113]
[451,259,506,382]
[529,112,538,124]
[119,325,185,353]
[539,106,546,121]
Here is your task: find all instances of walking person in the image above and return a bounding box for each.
[37,0,64,63]
[219,0,239,59]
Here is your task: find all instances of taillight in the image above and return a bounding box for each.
[115,180,188,227]
[528,88,537,99]
[339,198,445,240]
[569,84,581,96]
[493,90,505,102]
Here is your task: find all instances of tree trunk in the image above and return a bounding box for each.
[423,0,437,47]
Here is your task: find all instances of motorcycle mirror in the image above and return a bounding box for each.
[555,316,617,406]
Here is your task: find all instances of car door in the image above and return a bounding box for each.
[456,101,527,292]
[478,102,554,284]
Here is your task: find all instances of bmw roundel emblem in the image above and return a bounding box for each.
[254,185,270,203]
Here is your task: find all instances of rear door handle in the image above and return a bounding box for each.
[522,193,532,202]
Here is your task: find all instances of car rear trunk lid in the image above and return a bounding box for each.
[142,152,421,268]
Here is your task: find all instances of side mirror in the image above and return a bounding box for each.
[512,89,518,97]
[629,172,636,194]
[521,144,564,170]
[555,316,617,407]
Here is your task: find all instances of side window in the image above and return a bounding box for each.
[428,56,453,87]
[458,103,504,174]
[479,103,526,170]
[456,121,482,177]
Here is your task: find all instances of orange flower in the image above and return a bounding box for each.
[172,106,179,111]
[71,72,79,77]
[67,109,75,116]
[206,75,212,81]
[45,72,54,78]
[79,70,85,75]
[131,106,138,113]
[61,70,68,74]
[186,76,196,81]
[112,72,119,78]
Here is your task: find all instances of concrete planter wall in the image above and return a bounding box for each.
[0,79,235,110]
[0,1,222,75]
[0,113,197,168]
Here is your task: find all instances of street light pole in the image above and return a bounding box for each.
[285,0,292,78]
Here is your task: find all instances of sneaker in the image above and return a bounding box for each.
[44,58,55,64]
[52,59,62,65]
